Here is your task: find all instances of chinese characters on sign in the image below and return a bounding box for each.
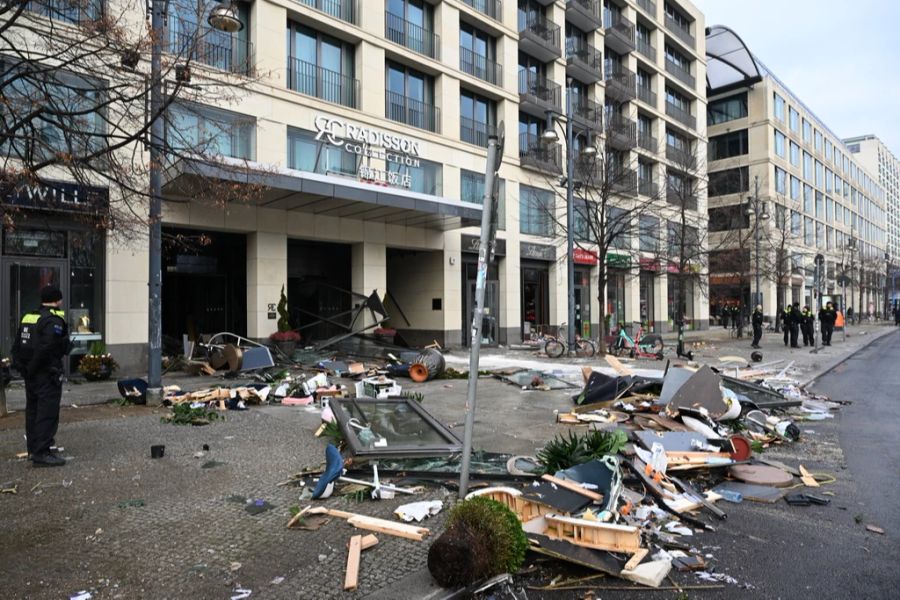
[358,165,412,189]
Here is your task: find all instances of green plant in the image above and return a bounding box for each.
[583,428,628,457]
[77,353,118,379]
[536,428,627,474]
[321,420,345,446]
[164,403,222,426]
[88,340,107,356]
[401,391,425,403]
[445,497,527,575]
[276,285,291,332]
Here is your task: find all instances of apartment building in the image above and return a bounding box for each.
[841,134,899,310]
[705,27,887,322]
[1,0,708,372]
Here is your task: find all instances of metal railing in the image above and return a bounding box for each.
[519,132,562,173]
[518,10,561,50]
[385,90,440,132]
[639,178,658,197]
[460,117,497,147]
[459,47,502,86]
[567,0,601,20]
[637,85,656,107]
[666,143,692,165]
[637,0,656,17]
[566,38,603,72]
[518,70,562,109]
[295,0,357,24]
[603,9,635,47]
[665,100,696,129]
[287,57,359,108]
[167,20,254,75]
[665,57,695,89]
[606,114,637,147]
[604,63,636,100]
[667,187,698,211]
[385,11,440,59]
[573,155,599,183]
[638,132,657,153]
[25,0,102,24]
[572,96,603,128]
[461,0,502,21]
[611,168,638,195]
[665,14,695,48]
[636,37,656,61]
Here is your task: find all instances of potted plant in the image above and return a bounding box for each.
[270,285,301,355]
[77,341,119,381]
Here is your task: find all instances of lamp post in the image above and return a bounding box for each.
[885,251,891,321]
[146,1,243,397]
[813,253,825,352]
[745,175,769,317]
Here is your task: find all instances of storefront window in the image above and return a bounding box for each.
[2,229,67,257]
[607,271,626,330]
[287,127,357,176]
[460,169,505,230]
[388,157,443,196]
[668,275,696,329]
[69,230,102,334]
[640,272,655,331]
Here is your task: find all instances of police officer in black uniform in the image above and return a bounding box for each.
[819,301,837,346]
[800,305,814,346]
[751,304,764,349]
[11,285,70,467]
[780,305,793,346]
[789,302,802,348]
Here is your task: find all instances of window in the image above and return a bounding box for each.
[169,103,254,159]
[25,0,103,23]
[774,166,786,194]
[460,90,496,147]
[708,167,749,196]
[708,205,749,232]
[665,86,690,111]
[791,211,801,236]
[169,0,252,74]
[640,215,659,252]
[665,44,690,70]
[773,92,785,121]
[816,222,824,248]
[574,199,593,241]
[387,157,442,195]
[825,139,833,162]
[814,129,823,152]
[825,168,833,192]
[707,92,747,125]
[791,176,801,200]
[520,185,554,236]
[826,197,833,222]
[790,141,800,167]
[609,206,630,249]
[636,68,652,93]
[666,128,688,152]
[386,61,438,131]
[815,160,823,188]
[666,171,696,210]
[461,169,505,230]
[774,129,786,158]
[708,130,748,160]
[805,216,813,246]
[789,107,799,132]
[664,2,691,33]
[803,151,812,179]
[804,184,813,213]
[802,119,811,143]
[460,22,498,83]
[288,127,356,175]
[387,0,436,57]
[286,22,356,107]
[816,191,823,219]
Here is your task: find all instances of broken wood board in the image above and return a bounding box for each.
[355,534,379,550]
[604,354,634,377]
[528,533,626,577]
[344,535,362,591]
[728,464,794,487]
[543,514,641,553]
[621,559,672,588]
[799,465,820,487]
[541,474,604,502]
[632,414,691,432]
[623,548,649,571]
[306,507,430,541]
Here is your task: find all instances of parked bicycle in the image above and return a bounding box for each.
[540,323,596,358]
[607,322,664,360]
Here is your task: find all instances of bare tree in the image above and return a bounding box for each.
[758,195,804,320]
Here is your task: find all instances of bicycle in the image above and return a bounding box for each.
[541,323,596,358]
[607,322,664,360]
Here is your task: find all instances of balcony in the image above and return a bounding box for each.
[460,0,502,21]
[603,9,635,54]
[638,131,657,153]
[639,178,658,197]
[572,96,603,130]
[665,143,693,167]
[665,100,696,130]
[566,0,602,31]
[25,0,101,24]
[604,62,636,102]
[295,0,357,25]
[385,90,440,133]
[665,14,695,49]
[573,155,601,186]
[518,70,561,116]
[518,11,561,62]
[287,57,359,108]
[636,84,656,108]
[566,39,603,84]
[519,132,562,174]
[460,117,498,148]
[385,11,440,60]
[606,114,637,150]
[636,0,657,18]
[665,58,696,90]
[611,168,638,196]
[460,47,502,86]
[667,188,698,211]
[636,37,656,61]
[167,20,254,75]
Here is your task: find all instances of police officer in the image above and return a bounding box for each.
[819,301,837,346]
[780,305,793,347]
[800,305,814,346]
[751,304,764,349]
[789,302,802,348]
[11,285,70,467]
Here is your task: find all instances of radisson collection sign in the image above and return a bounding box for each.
[314,115,422,189]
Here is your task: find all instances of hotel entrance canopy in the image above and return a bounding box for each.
[706,25,763,94]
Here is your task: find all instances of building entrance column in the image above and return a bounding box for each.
[247,232,287,339]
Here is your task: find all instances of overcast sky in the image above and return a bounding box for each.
[693,0,900,154]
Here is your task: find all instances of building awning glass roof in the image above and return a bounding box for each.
[706,25,763,94]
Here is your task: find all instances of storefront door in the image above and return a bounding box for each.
[640,272,655,332]
[1,259,67,358]
[466,280,500,345]
[521,262,550,338]
[575,269,591,338]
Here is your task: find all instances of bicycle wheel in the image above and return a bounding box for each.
[641,334,664,353]
[575,339,596,358]
[544,339,566,358]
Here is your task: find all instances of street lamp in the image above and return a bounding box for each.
[147,1,244,399]
[745,176,769,315]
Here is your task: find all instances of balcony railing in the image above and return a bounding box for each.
[566,0,602,29]
[665,100,696,129]
[639,179,658,197]
[636,0,656,17]
[385,11,440,59]
[667,187,698,211]
[295,0,357,24]
[460,117,497,148]
[385,90,440,132]
[167,20,254,75]
[573,155,600,184]
[604,63,636,101]
[25,0,103,23]
[637,85,656,107]
[288,57,359,108]
[461,0,502,21]
[611,168,638,196]
[459,47,502,86]
[519,132,562,174]
[518,10,561,58]
[665,57,695,89]
[636,37,656,61]
[572,96,603,128]
[566,38,603,74]
[518,70,562,110]
[638,131,657,153]
[606,114,636,149]
[603,9,636,50]
[665,14,695,48]
[665,143,692,166]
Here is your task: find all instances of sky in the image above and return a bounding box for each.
[692,0,900,154]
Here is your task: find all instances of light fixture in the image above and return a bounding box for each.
[208,2,244,33]
[760,202,770,220]
[745,201,755,216]
[581,145,597,157]
[541,129,559,144]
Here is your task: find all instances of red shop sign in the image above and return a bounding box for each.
[573,248,599,265]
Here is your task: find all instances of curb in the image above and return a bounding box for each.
[802,327,899,389]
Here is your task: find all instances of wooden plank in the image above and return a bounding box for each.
[799,465,820,487]
[623,548,649,571]
[604,355,634,376]
[357,534,379,550]
[543,514,642,553]
[286,506,313,529]
[541,474,603,502]
[346,515,429,541]
[344,535,362,591]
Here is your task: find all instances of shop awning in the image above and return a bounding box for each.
[162,157,483,231]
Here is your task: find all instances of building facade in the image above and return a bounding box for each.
[705,27,887,323]
[1,0,709,374]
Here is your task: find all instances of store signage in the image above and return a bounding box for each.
[573,248,598,265]
[607,253,630,268]
[314,115,421,166]
[461,234,506,256]
[1,179,109,214]
[520,241,555,262]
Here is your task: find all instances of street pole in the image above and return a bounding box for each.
[459,134,501,499]
[813,254,824,353]
[753,176,761,310]
[147,0,164,401]
[565,82,576,354]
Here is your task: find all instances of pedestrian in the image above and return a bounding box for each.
[722,305,730,329]
[800,305,814,346]
[819,301,837,346]
[734,304,744,338]
[894,305,899,326]
[846,306,854,325]
[10,285,70,467]
[789,302,802,348]
[780,305,793,347]
[751,304,763,349]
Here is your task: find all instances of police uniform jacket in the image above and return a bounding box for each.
[11,307,69,377]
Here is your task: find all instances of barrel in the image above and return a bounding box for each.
[409,348,446,382]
